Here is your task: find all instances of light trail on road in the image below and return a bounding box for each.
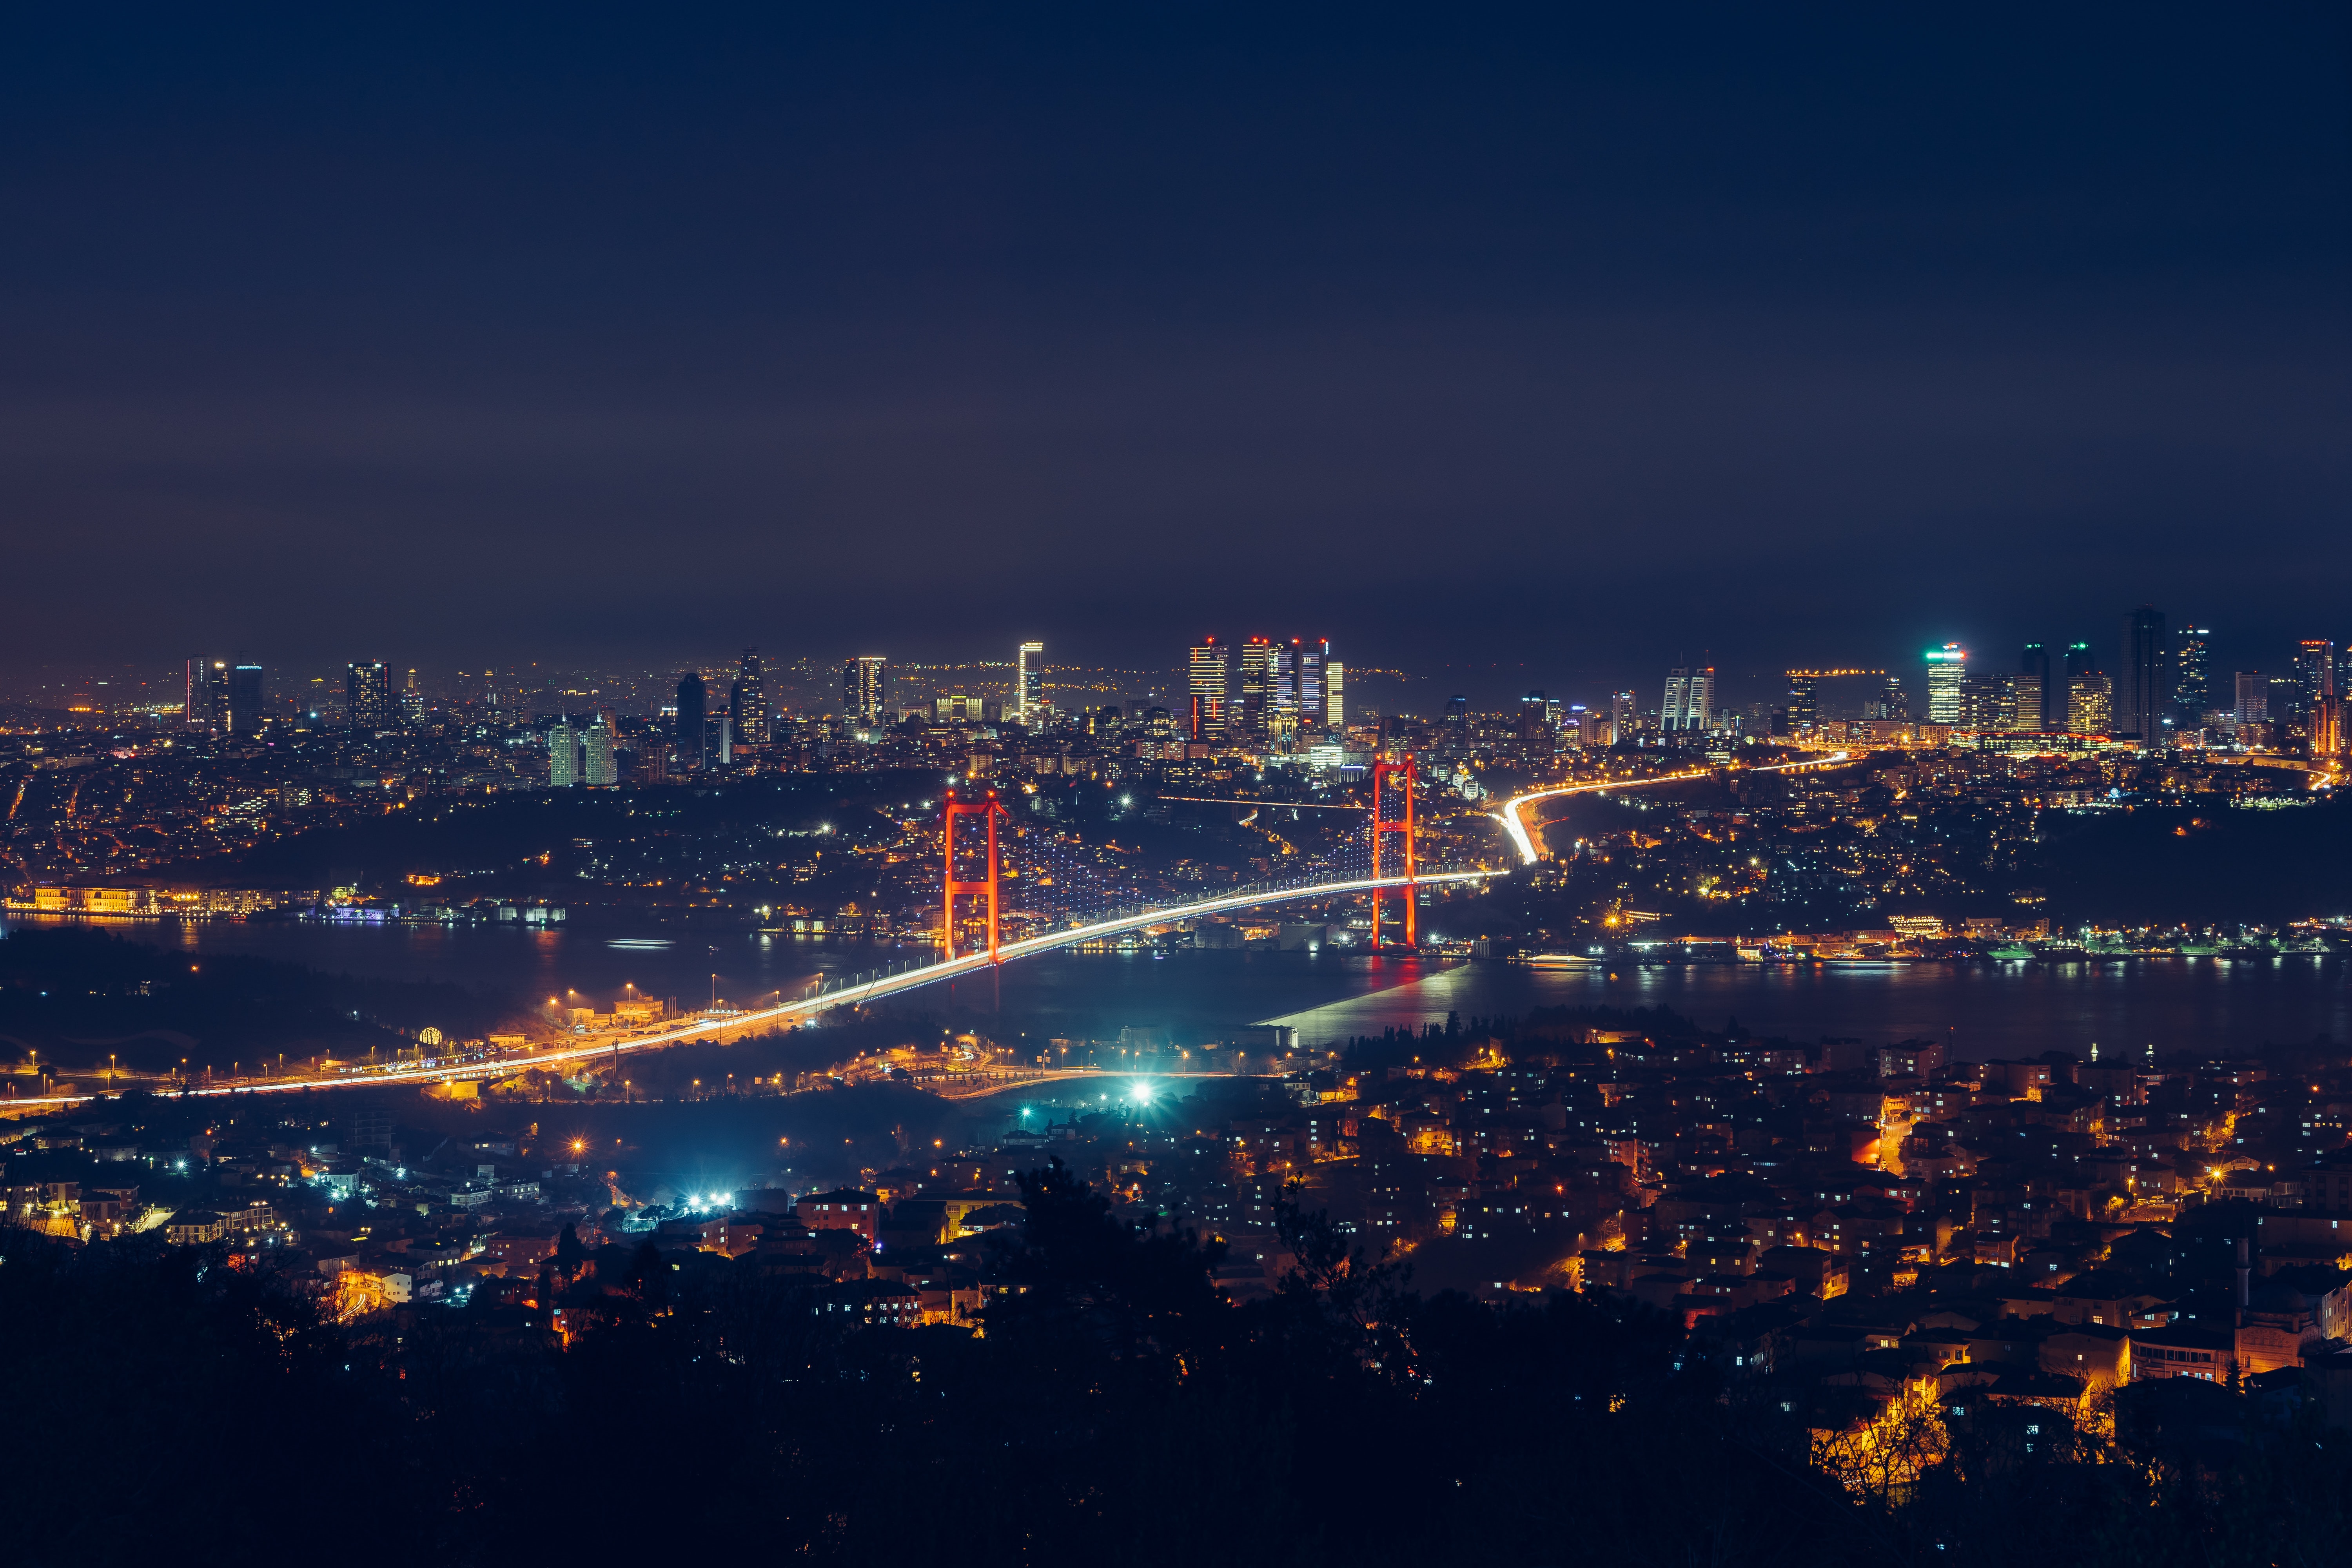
[4,869,1499,1109]
[1491,752,1853,866]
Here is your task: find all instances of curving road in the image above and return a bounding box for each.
[1491,751,1853,865]
[5,869,1499,1109]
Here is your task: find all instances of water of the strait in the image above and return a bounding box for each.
[15,914,2349,1063]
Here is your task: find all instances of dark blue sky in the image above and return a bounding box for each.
[2,6,2345,701]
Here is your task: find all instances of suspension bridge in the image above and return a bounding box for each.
[9,747,1865,1109]
[8,756,1490,1107]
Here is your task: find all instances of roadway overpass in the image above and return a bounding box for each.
[3,868,1499,1110]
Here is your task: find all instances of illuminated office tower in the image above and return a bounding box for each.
[347,661,394,731]
[182,657,223,729]
[841,655,887,729]
[1188,638,1227,741]
[1963,671,2015,732]
[1294,639,1325,730]
[733,649,769,746]
[1924,645,1966,725]
[226,663,265,734]
[1014,641,1045,722]
[2115,605,2167,741]
[1265,640,1298,735]
[1784,671,1819,729]
[548,719,580,787]
[1323,659,1345,726]
[1662,665,1715,731]
[676,671,708,769]
[2068,669,2113,735]
[1881,675,1909,723]
[1237,636,1275,742]
[582,713,617,785]
[2292,640,2337,719]
[2011,672,2044,733]
[2018,644,2053,730]
[2172,625,2210,724]
[2234,671,2267,724]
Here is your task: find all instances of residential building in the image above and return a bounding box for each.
[1664,665,1716,731]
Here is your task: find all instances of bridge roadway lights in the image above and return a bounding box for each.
[4,872,1500,1109]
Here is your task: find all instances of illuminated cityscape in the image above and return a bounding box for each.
[2,11,2348,1566]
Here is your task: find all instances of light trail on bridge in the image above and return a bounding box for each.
[1490,752,1853,866]
[3,869,1499,1110]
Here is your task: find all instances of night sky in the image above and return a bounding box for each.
[3,8,2345,700]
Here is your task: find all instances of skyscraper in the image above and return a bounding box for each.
[2068,667,2113,735]
[1963,671,2015,732]
[1662,666,1715,731]
[1267,639,1298,731]
[1237,636,1275,743]
[841,656,887,729]
[2234,670,2267,724]
[2172,625,2210,724]
[1924,645,1966,725]
[347,661,394,730]
[2018,644,2053,731]
[1323,659,1345,728]
[226,664,265,734]
[1294,639,1325,731]
[548,719,580,787]
[183,657,219,730]
[1014,641,1045,723]
[1608,691,1635,744]
[2313,697,2345,759]
[2292,640,2338,719]
[2116,605,2167,742]
[1188,638,1227,742]
[676,671,708,769]
[1784,671,1819,729]
[734,649,769,746]
[582,713,617,786]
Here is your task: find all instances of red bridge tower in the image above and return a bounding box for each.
[1370,755,1418,949]
[942,789,1009,962]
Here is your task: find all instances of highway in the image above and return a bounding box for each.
[1491,751,1853,865]
[3,868,1499,1110]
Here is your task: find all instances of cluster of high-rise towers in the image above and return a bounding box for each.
[1185,637,1344,744]
[1915,609,2344,751]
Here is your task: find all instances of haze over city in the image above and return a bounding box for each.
[5,11,2352,1568]
[2,9,2345,686]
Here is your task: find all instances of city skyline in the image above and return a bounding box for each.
[16,607,2345,731]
